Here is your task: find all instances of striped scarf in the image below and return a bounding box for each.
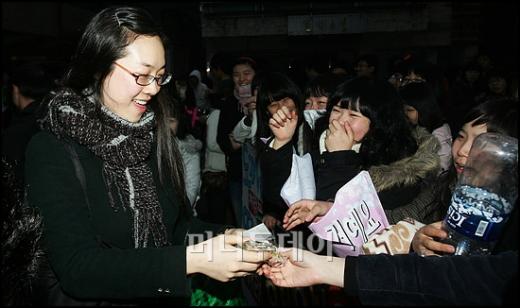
[41,88,168,248]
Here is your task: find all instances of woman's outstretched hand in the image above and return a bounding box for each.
[283,199,333,230]
[187,233,271,282]
[260,247,344,288]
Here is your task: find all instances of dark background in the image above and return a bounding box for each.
[2,1,518,82]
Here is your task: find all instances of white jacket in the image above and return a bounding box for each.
[232,112,257,144]
[188,69,210,110]
[204,109,227,172]
[176,135,202,206]
[432,123,453,173]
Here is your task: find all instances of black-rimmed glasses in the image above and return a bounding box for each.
[113,62,172,86]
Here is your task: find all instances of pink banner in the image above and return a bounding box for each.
[308,171,389,257]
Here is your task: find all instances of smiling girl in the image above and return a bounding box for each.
[283,76,442,229]
[25,7,267,305]
[313,77,440,204]
[411,98,518,256]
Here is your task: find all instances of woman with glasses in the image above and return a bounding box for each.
[25,6,268,305]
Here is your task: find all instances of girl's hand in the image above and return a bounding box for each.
[324,120,355,152]
[261,248,345,288]
[245,97,256,115]
[411,221,456,256]
[229,134,242,150]
[283,199,333,230]
[269,106,298,149]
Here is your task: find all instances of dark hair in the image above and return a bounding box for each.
[184,80,197,108]
[303,53,330,75]
[485,68,511,93]
[254,72,312,153]
[61,6,170,95]
[464,61,481,73]
[398,55,428,78]
[304,73,346,100]
[170,100,191,140]
[10,62,53,101]
[356,54,378,71]
[399,82,446,132]
[437,98,518,217]
[487,68,510,82]
[250,71,264,95]
[463,98,518,138]
[60,6,188,209]
[324,77,417,168]
[232,56,258,74]
[304,73,346,138]
[209,52,233,75]
[330,59,350,75]
[458,61,482,85]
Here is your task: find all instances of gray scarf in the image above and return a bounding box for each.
[42,88,168,248]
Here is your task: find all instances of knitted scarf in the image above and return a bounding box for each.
[41,88,168,248]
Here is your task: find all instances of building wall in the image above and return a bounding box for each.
[2,2,517,83]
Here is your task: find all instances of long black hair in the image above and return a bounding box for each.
[322,76,418,168]
[59,6,188,209]
[399,81,446,133]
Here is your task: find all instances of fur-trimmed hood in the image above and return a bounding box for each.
[369,126,441,192]
[1,159,43,305]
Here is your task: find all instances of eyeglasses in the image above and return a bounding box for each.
[113,62,172,86]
